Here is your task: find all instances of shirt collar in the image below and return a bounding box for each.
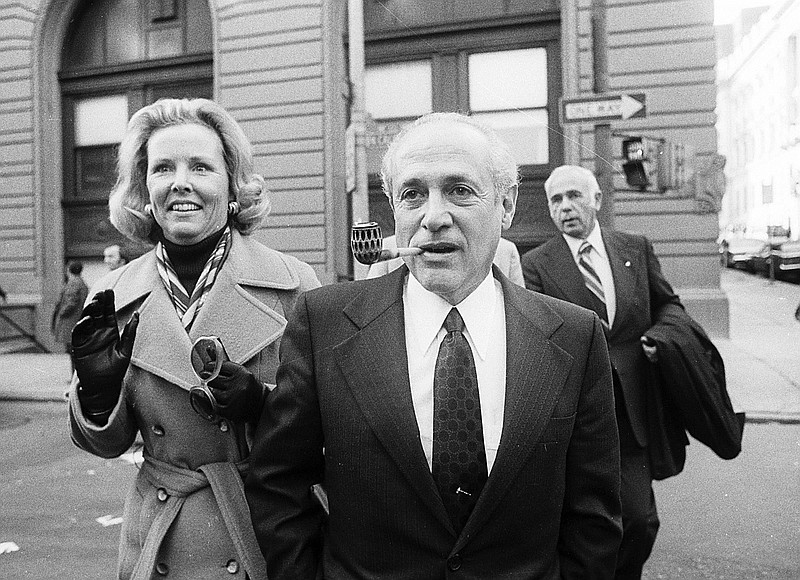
[405,269,498,361]
[562,221,607,261]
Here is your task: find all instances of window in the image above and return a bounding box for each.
[72,95,129,201]
[469,48,549,165]
[364,19,562,250]
[365,60,433,120]
[60,0,212,261]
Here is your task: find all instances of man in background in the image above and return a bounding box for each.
[52,261,89,375]
[103,244,128,271]
[521,165,685,579]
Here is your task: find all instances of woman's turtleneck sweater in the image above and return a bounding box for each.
[159,226,227,295]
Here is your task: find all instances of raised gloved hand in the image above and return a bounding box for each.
[206,360,265,422]
[71,289,139,423]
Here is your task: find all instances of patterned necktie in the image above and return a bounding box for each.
[432,308,487,533]
[578,240,608,324]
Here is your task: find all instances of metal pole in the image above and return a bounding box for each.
[592,0,614,229]
[348,0,369,279]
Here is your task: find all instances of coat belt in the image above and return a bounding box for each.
[130,453,267,580]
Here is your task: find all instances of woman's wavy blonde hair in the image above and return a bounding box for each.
[109,98,270,244]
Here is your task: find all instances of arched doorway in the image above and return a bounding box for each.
[60,0,214,286]
[32,0,214,350]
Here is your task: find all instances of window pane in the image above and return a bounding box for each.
[365,61,432,120]
[469,48,548,111]
[75,95,129,146]
[75,145,118,200]
[473,110,549,166]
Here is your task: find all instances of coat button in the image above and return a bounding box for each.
[219,421,229,433]
[151,425,165,436]
[155,562,169,575]
[157,488,169,502]
[226,559,239,574]
[447,554,462,571]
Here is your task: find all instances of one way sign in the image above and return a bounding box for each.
[560,93,647,125]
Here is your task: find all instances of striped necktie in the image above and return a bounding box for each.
[578,240,608,324]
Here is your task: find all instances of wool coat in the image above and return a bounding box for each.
[69,231,319,580]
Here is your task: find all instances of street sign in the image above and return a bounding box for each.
[560,93,646,124]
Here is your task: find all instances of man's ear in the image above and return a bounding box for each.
[501,184,518,230]
[594,189,603,209]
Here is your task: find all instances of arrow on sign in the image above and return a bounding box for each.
[560,93,647,124]
[620,94,645,119]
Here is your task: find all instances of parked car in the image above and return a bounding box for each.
[719,237,768,272]
[754,240,800,281]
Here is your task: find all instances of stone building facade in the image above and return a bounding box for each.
[0,0,726,352]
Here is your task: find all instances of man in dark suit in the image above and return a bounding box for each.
[246,114,623,579]
[521,165,685,579]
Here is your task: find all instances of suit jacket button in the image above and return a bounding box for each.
[448,554,462,571]
[157,488,169,502]
[151,425,165,436]
[155,562,169,575]
[226,559,239,574]
[219,421,229,433]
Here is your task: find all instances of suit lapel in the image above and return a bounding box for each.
[540,237,595,311]
[334,267,452,529]
[459,273,573,542]
[332,268,578,537]
[603,230,641,337]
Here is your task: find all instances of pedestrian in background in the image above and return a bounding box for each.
[67,98,319,580]
[246,113,622,579]
[366,233,526,287]
[521,165,685,579]
[51,261,88,369]
[103,244,129,271]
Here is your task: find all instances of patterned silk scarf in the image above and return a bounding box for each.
[155,226,232,332]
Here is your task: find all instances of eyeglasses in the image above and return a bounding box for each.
[189,336,225,422]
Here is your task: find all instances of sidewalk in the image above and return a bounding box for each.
[1,269,799,423]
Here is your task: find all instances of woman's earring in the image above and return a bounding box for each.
[144,203,153,216]
[227,201,240,216]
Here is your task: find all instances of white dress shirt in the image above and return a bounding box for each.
[403,270,507,474]
[562,222,617,326]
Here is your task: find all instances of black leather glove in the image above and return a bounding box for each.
[206,360,265,422]
[71,289,139,424]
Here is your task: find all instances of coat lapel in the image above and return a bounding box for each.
[110,233,300,391]
[459,272,573,542]
[189,234,297,364]
[333,267,452,528]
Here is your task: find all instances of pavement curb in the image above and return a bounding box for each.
[0,392,69,403]
[743,411,800,425]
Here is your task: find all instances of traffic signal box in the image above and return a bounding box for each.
[621,136,685,193]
